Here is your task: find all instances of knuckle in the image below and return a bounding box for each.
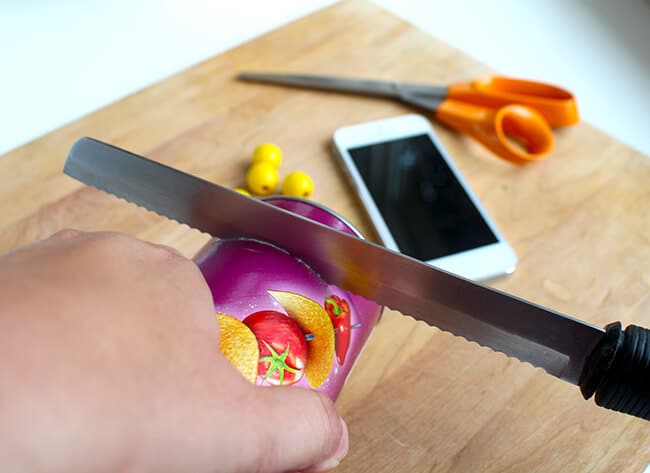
[147,243,186,262]
[91,232,133,253]
[86,232,193,271]
[93,231,132,246]
[49,228,83,240]
[80,232,141,263]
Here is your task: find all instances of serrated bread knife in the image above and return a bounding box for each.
[64,137,650,420]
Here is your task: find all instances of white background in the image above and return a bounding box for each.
[1,0,649,157]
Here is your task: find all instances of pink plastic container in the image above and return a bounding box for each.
[194,197,383,400]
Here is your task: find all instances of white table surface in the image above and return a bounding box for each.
[1,1,649,157]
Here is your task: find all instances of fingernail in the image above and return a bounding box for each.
[308,417,349,472]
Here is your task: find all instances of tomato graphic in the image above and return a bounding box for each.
[324,295,351,365]
[243,310,308,386]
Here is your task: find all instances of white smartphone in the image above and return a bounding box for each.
[332,114,517,281]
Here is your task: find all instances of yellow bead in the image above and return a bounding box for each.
[282,171,314,198]
[234,188,251,196]
[252,143,283,168]
[246,163,278,196]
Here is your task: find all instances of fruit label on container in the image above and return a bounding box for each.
[197,238,383,400]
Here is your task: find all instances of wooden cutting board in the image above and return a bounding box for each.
[1,1,649,470]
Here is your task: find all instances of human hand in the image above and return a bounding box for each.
[0,230,348,473]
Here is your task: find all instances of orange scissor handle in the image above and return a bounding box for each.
[448,76,579,127]
[435,99,554,164]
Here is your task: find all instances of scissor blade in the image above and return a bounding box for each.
[64,137,605,385]
[238,72,403,98]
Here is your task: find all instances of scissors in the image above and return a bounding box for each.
[237,72,579,164]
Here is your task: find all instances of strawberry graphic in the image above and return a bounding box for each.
[324,295,351,364]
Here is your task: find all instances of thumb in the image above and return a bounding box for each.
[250,386,349,473]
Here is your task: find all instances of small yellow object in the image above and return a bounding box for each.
[246,163,278,196]
[282,171,314,198]
[234,188,251,196]
[252,143,283,168]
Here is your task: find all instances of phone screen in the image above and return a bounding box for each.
[348,133,498,261]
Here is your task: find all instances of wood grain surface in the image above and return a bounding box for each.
[1,1,649,471]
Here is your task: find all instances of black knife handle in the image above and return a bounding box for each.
[579,322,650,420]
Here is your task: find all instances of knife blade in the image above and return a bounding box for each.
[64,137,650,420]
